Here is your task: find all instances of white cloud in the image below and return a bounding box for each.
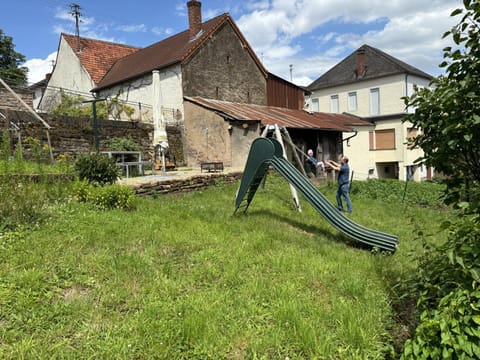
[54,7,95,26]
[237,0,459,83]
[116,24,148,33]
[25,52,57,85]
[152,27,174,36]
[203,9,222,20]
[244,1,269,11]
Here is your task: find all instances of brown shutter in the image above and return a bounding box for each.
[375,129,395,150]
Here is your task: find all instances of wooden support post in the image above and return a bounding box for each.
[274,124,302,212]
[281,127,308,178]
[0,77,54,162]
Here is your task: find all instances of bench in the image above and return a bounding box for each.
[154,161,176,171]
[116,161,154,178]
[201,162,224,173]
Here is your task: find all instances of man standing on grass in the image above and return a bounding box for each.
[326,156,352,213]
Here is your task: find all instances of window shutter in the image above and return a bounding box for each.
[375,129,395,149]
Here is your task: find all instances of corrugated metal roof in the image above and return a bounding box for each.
[185,97,370,131]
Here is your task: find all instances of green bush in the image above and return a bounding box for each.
[0,179,45,231]
[73,181,136,210]
[74,153,119,185]
[401,288,480,359]
[0,177,72,231]
[400,208,480,358]
[107,136,140,151]
[351,179,446,208]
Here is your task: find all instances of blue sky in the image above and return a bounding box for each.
[1,0,459,86]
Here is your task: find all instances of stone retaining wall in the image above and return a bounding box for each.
[0,88,33,111]
[129,172,243,196]
[1,109,154,159]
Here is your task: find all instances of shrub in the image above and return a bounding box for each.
[73,181,136,210]
[107,136,140,151]
[401,208,480,358]
[74,153,119,186]
[351,179,446,208]
[401,288,480,359]
[0,177,68,231]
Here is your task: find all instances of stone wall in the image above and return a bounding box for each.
[0,88,33,111]
[182,22,267,106]
[183,101,260,168]
[129,172,242,196]
[1,109,155,160]
[165,124,185,166]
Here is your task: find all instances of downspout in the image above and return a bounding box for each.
[405,73,409,100]
[403,73,409,180]
[342,130,358,146]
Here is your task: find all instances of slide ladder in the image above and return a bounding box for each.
[235,137,398,252]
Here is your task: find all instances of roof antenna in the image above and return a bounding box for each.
[69,3,82,53]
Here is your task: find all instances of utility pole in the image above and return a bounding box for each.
[69,3,82,52]
[82,98,107,152]
[289,64,293,82]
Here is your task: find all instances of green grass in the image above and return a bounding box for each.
[0,159,74,175]
[0,175,451,359]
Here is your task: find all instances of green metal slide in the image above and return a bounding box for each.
[235,137,399,252]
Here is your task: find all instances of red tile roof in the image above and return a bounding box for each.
[62,34,140,84]
[95,13,267,91]
[185,97,370,131]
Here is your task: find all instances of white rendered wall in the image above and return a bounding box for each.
[97,63,184,124]
[39,37,96,111]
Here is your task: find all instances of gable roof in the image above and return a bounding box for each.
[94,14,267,91]
[62,34,140,84]
[185,96,370,131]
[308,44,433,91]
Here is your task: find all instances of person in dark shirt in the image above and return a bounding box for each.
[305,149,324,178]
[326,156,352,213]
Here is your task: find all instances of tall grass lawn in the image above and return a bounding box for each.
[0,174,450,359]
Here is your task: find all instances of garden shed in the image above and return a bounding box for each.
[183,96,371,171]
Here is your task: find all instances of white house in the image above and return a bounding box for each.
[306,45,433,181]
[38,34,140,114]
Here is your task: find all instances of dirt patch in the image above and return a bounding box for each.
[62,285,90,302]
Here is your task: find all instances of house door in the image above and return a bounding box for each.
[376,162,398,179]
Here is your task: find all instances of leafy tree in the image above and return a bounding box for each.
[0,29,28,87]
[400,2,480,358]
[404,0,480,203]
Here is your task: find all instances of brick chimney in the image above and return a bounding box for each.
[356,49,366,77]
[187,0,202,37]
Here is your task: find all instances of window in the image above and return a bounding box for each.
[330,95,339,113]
[347,92,357,111]
[311,98,319,112]
[375,129,395,150]
[369,88,380,115]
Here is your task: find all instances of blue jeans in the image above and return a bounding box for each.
[336,183,352,213]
